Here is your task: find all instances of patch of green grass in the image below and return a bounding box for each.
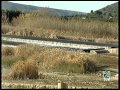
[53,59,97,73]
[2,56,18,68]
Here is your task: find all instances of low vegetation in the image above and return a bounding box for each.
[2,46,15,56]
[53,59,97,73]
[2,45,97,79]
[2,45,118,80]
[9,59,39,80]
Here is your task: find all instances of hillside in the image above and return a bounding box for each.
[2,1,39,12]
[95,2,118,19]
[2,1,86,16]
[99,2,118,15]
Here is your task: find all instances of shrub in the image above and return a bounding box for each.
[2,56,17,68]
[14,45,35,60]
[2,26,10,34]
[2,47,14,56]
[53,58,97,73]
[9,59,39,79]
[81,59,97,73]
[24,59,39,79]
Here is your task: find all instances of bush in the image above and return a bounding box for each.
[2,26,10,34]
[2,47,14,56]
[2,56,17,68]
[81,59,97,73]
[53,58,97,73]
[14,45,35,60]
[9,59,39,79]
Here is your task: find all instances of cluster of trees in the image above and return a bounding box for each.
[58,10,118,22]
[87,10,118,21]
[2,9,117,23]
[2,10,22,23]
[59,9,118,22]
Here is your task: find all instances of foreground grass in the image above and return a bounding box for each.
[2,45,118,88]
[2,72,118,89]
[2,45,97,74]
[2,45,118,73]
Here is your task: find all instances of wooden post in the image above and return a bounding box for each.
[57,80,68,89]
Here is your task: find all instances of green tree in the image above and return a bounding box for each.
[96,11,102,16]
[91,10,94,13]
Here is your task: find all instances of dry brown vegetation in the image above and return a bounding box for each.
[2,10,118,80]
[2,44,118,80]
[8,59,39,80]
[2,45,98,78]
[2,46,15,56]
[2,11,118,42]
[15,45,97,73]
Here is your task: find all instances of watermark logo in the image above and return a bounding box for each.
[103,71,111,81]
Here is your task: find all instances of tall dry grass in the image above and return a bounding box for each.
[13,45,97,73]
[8,11,118,42]
[2,44,118,75]
[2,44,118,80]
[2,45,97,74]
[9,59,39,80]
[2,46,15,56]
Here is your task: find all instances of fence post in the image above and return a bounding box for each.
[57,80,68,89]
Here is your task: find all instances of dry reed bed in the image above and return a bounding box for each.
[2,45,98,80]
[2,44,118,80]
[14,45,97,73]
[2,11,118,42]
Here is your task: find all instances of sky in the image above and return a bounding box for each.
[10,1,118,13]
